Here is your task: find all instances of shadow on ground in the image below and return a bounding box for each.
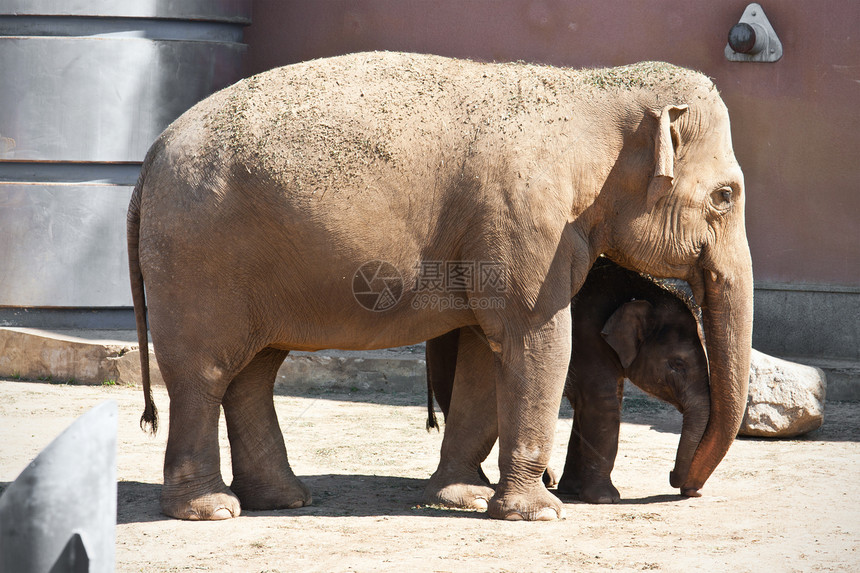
[555,491,685,505]
[116,475,693,525]
[117,476,474,525]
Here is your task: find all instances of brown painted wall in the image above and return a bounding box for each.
[244,0,860,287]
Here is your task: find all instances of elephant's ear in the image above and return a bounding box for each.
[601,300,654,369]
[647,104,689,210]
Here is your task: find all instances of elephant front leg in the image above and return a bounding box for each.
[489,306,571,521]
[223,348,312,511]
[424,326,498,510]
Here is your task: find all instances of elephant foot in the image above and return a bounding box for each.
[556,471,581,495]
[424,469,495,510]
[487,483,565,521]
[161,478,241,520]
[230,474,313,511]
[578,480,620,504]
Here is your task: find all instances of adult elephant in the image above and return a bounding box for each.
[128,52,753,522]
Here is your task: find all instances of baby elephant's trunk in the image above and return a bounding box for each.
[670,398,710,495]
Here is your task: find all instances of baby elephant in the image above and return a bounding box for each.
[426,257,709,503]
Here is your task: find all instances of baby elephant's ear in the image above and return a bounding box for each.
[601,300,654,369]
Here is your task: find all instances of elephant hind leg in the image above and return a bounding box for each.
[158,356,241,521]
[424,326,497,511]
[223,347,312,511]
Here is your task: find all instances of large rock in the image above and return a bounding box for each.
[739,349,826,437]
[275,347,426,393]
[0,327,424,392]
[0,327,157,386]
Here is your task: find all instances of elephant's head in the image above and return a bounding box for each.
[599,68,753,495]
[601,298,710,492]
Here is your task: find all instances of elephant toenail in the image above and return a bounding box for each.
[504,512,524,521]
[211,507,234,520]
[472,498,488,510]
[288,500,305,509]
[535,507,561,521]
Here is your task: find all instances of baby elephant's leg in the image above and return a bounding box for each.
[560,372,624,504]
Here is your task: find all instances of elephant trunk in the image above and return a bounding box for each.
[680,249,753,496]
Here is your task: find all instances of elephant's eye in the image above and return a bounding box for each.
[711,186,734,210]
[668,357,687,374]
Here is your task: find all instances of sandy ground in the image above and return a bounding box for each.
[1,379,858,572]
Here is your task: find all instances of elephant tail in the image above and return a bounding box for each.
[426,360,440,431]
[128,155,158,435]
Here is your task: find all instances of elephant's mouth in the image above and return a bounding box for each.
[685,270,707,319]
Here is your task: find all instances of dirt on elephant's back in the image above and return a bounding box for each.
[1,381,857,572]
[172,52,714,196]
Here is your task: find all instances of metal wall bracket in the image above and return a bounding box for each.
[725,3,783,63]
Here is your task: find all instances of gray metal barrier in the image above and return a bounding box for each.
[0,401,118,572]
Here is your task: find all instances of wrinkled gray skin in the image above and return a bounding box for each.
[426,258,710,504]
[128,52,752,521]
